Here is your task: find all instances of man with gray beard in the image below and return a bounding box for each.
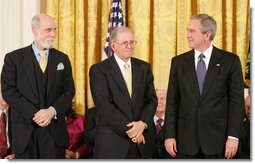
[1,13,75,159]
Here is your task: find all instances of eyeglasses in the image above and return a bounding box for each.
[115,40,137,47]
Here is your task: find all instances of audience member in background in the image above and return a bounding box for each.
[235,90,250,159]
[84,107,97,158]
[153,89,169,159]
[0,85,14,159]
[65,106,92,159]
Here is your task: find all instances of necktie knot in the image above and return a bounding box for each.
[124,63,130,69]
[39,50,46,57]
[39,51,47,72]
[157,118,163,127]
[198,53,205,60]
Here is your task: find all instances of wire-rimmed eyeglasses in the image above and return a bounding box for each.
[115,40,137,47]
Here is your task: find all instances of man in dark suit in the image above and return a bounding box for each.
[84,107,97,158]
[235,90,250,159]
[84,107,96,147]
[164,14,244,159]
[152,89,168,159]
[1,13,75,159]
[89,26,157,159]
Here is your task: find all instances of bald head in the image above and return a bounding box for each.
[31,13,56,50]
[31,13,55,29]
[155,89,167,117]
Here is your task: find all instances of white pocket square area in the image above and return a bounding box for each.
[57,62,65,70]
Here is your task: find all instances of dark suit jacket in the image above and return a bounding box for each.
[164,46,244,156]
[84,107,96,147]
[84,107,97,158]
[152,123,167,159]
[89,56,157,159]
[235,118,250,159]
[1,45,75,154]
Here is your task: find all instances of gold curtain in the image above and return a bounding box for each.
[43,0,250,115]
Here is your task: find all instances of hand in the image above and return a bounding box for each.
[131,134,145,144]
[126,121,145,140]
[33,108,54,127]
[4,154,15,159]
[225,138,238,159]
[165,138,177,157]
[65,149,74,159]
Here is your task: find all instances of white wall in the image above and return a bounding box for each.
[0,0,40,73]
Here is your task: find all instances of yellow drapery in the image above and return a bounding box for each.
[43,0,250,115]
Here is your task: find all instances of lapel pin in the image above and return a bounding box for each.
[216,64,220,66]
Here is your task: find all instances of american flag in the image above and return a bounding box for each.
[103,0,124,59]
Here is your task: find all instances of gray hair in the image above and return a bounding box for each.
[31,15,41,29]
[190,14,217,41]
[110,26,133,42]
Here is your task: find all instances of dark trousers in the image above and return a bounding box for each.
[126,143,141,159]
[177,148,224,159]
[15,126,65,159]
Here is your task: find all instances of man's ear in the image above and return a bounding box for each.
[206,31,212,40]
[32,27,37,36]
[110,42,115,51]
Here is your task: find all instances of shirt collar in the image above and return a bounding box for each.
[0,108,7,115]
[194,44,213,60]
[32,43,49,57]
[114,53,131,69]
[153,115,165,123]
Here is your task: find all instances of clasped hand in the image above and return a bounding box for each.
[126,121,146,145]
[33,108,54,127]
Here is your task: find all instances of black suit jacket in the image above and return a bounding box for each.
[164,46,244,155]
[84,107,97,158]
[235,118,250,159]
[89,56,157,158]
[1,45,75,154]
[152,123,168,159]
[84,107,96,147]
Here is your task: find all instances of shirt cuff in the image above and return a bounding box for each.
[228,136,239,141]
[49,106,57,119]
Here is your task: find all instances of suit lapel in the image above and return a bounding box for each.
[131,58,143,106]
[22,46,38,99]
[47,49,58,95]
[201,47,222,98]
[183,51,200,99]
[109,57,132,106]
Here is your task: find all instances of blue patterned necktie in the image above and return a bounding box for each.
[196,54,206,95]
